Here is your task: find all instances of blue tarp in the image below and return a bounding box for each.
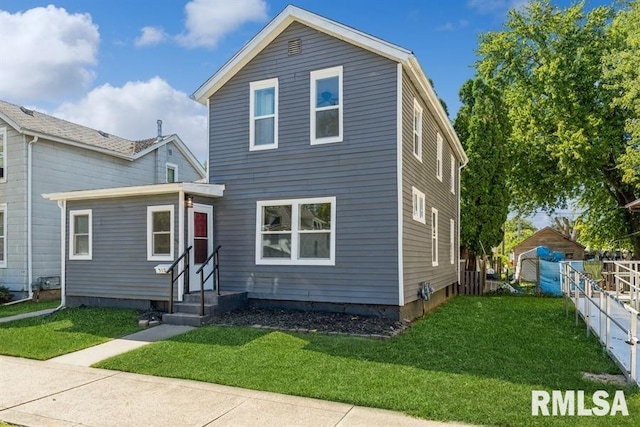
[536,246,565,262]
[539,259,584,296]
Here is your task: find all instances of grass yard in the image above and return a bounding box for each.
[0,300,60,318]
[0,307,140,360]
[96,296,640,426]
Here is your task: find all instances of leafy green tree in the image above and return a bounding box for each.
[454,79,511,268]
[604,1,640,191]
[476,0,640,258]
[502,217,538,256]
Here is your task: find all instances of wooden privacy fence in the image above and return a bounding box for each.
[458,270,485,295]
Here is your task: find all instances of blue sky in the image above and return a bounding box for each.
[0,0,608,226]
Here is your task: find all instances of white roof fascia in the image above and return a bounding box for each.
[134,134,207,179]
[192,5,412,104]
[404,56,468,167]
[0,111,23,134]
[43,182,225,202]
[21,129,134,161]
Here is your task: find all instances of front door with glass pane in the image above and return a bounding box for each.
[188,204,213,294]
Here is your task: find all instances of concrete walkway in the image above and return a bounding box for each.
[48,324,195,366]
[0,355,470,427]
[0,308,57,324]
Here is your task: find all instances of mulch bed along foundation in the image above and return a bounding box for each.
[206,307,411,338]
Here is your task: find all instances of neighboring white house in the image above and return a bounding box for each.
[0,99,206,299]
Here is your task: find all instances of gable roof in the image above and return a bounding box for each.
[512,226,586,252]
[0,99,206,178]
[192,5,467,166]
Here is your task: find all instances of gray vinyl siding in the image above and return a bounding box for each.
[65,195,178,301]
[0,122,28,291]
[209,22,400,305]
[154,142,203,184]
[401,70,459,303]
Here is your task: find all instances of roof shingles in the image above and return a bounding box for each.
[0,99,157,157]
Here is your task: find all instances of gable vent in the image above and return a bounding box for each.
[20,106,34,116]
[288,38,301,56]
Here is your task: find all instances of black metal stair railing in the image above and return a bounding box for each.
[195,245,222,316]
[166,245,192,314]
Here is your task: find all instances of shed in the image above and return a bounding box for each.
[513,227,585,262]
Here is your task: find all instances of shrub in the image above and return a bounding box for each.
[0,285,14,304]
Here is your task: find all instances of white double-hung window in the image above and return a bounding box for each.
[432,208,439,266]
[69,209,92,260]
[147,205,174,261]
[412,187,425,224]
[436,132,443,181]
[257,197,336,265]
[413,99,422,161]
[310,66,343,144]
[250,78,278,150]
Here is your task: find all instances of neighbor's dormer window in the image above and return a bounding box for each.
[250,78,278,151]
[310,66,343,145]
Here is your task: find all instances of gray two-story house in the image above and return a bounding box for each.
[192,5,468,320]
[45,5,467,322]
[0,99,206,300]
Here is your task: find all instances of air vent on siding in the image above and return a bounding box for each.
[288,38,301,56]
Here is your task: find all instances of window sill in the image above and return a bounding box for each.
[250,143,278,151]
[311,137,342,145]
[256,259,335,266]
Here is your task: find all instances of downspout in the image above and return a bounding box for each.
[56,200,66,310]
[178,191,185,301]
[27,136,38,299]
[457,163,464,287]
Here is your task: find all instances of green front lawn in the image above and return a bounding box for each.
[0,307,140,360]
[96,296,639,426]
[0,300,60,318]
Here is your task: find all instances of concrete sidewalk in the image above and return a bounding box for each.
[0,355,471,427]
[0,309,57,324]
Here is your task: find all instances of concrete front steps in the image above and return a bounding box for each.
[162,291,247,326]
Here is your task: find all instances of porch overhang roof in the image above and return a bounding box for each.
[42,182,225,202]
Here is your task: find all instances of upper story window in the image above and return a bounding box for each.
[412,187,425,224]
[69,209,92,260]
[310,66,343,145]
[436,132,443,181]
[147,205,174,261]
[250,78,278,151]
[432,208,439,267]
[0,127,6,183]
[256,197,336,266]
[166,163,178,183]
[0,203,6,268]
[413,99,422,161]
[450,154,456,194]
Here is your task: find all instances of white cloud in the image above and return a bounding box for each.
[176,0,268,48]
[53,77,208,161]
[0,5,99,101]
[436,19,469,32]
[135,26,168,47]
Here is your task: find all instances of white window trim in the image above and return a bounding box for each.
[256,197,336,266]
[436,132,443,181]
[69,209,92,261]
[310,66,343,145]
[450,219,455,265]
[0,203,6,268]
[147,205,175,261]
[249,78,279,151]
[0,127,6,184]
[411,187,425,224]
[450,154,456,194]
[166,163,178,183]
[412,99,423,162]
[432,207,439,267]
